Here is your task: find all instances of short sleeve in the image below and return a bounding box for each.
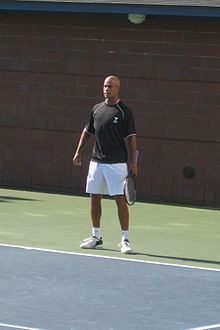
[123,108,136,138]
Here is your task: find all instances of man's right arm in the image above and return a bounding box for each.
[73,129,91,166]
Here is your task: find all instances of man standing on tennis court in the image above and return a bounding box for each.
[73,75,137,253]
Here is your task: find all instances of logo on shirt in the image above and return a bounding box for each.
[113,117,119,124]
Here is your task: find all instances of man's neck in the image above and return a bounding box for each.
[105,97,119,105]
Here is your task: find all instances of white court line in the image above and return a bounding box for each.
[187,323,220,330]
[0,323,42,330]
[0,243,220,272]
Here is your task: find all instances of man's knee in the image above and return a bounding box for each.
[91,194,102,204]
[115,195,127,208]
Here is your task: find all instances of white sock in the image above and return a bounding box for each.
[121,230,129,242]
[92,227,101,239]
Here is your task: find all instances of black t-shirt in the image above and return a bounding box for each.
[85,100,136,164]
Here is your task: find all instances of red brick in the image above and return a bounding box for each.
[0,13,220,206]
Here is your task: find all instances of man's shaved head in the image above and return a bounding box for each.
[104,76,120,89]
[103,75,121,104]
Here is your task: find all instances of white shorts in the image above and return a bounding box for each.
[86,161,128,196]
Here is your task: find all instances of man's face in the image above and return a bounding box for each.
[103,78,119,100]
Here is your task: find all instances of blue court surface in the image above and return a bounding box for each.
[0,245,219,330]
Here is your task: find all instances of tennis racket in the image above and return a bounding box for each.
[124,174,137,206]
[124,151,139,206]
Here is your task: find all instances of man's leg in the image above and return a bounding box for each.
[115,195,129,231]
[90,193,102,229]
[80,193,103,249]
[115,195,133,254]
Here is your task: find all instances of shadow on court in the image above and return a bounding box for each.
[0,196,39,203]
[101,248,220,267]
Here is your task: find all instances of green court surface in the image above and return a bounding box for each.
[0,187,219,270]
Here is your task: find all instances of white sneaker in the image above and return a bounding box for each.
[80,236,103,249]
[120,239,133,254]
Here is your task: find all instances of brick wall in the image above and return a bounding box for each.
[0,13,220,206]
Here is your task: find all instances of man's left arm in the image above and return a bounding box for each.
[128,135,137,176]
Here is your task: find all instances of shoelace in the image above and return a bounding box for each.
[83,236,100,242]
[119,240,130,248]
[83,237,93,242]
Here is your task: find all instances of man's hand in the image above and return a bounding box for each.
[129,163,137,177]
[73,153,82,166]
